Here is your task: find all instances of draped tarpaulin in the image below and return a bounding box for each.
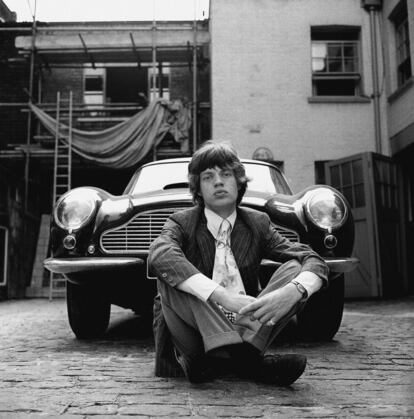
[30,98,191,169]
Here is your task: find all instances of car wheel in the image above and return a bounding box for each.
[66,281,111,339]
[296,274,345,341]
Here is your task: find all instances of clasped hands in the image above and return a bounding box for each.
[211,282,302,327]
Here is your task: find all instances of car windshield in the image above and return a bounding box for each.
[126,161,291,195]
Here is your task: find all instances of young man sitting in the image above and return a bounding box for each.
[148,141,328,385]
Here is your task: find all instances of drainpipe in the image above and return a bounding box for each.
[363,0,383,154]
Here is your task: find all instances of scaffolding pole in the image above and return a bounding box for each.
[192,7,198,153]
[151,8,157,160]
[24,17,36,212]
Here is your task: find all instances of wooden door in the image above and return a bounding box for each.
[327,153,381,297]
[326,152,405,298]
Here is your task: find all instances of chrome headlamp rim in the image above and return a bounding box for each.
[305,188,348,231]
[54,188,99,232]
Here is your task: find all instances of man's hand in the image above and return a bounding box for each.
[238,283,302,326]
[210,286,257,313]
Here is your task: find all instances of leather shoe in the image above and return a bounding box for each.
[256,354,307,385]
[228,344,307,385]
[174,348,214,383]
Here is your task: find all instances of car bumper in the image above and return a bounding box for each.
[45,256,358,275]
[44,257,144,274]
[261,257,359,274]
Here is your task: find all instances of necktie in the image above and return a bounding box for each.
[212,219,246,323]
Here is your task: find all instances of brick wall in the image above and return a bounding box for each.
[170,65,210,103]
[41,68,83,104]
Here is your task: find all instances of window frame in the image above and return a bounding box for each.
[148,64,170,101]
[83,67,106,106]
[395,16,412,88]
[310,27,363,97]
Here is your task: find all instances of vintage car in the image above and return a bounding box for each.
[44,158,358,341]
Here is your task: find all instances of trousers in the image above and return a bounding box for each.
[157,260,305,359]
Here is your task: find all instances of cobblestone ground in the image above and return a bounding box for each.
[0,297,413,418]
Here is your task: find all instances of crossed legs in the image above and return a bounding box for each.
[157,260,305,359]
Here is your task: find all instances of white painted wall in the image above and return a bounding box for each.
[210,0,387,191]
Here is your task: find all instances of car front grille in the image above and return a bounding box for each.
[100,207,300,254]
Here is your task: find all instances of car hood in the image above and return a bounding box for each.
[129,188,193,207]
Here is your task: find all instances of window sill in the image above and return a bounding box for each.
[388,77,414,103]
[308,96,371,104]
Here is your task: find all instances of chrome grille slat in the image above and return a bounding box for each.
[101,207,300,254]
[101,208,188,253]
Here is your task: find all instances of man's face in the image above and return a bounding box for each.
[199,166,239,217]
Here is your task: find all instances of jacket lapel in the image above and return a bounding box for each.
[195,212,216,275]
[231,209,252,269]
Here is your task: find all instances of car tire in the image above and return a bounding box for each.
[296,274,345,341]
[67,281,111,339]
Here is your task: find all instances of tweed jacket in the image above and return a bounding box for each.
[148,205,329,377]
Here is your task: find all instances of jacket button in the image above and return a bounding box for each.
[161,273,167,278]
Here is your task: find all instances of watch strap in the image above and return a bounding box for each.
[291,280,308,301]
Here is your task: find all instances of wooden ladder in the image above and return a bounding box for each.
[49,91,73,300]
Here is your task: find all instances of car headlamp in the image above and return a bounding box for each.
[55,188,99,231]
[306,189,347,231]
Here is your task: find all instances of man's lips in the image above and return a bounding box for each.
[214,190,228,197]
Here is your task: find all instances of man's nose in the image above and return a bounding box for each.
[213,174,224,185]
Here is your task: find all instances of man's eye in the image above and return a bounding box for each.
[223,171,232,177]
[202,175,211,181]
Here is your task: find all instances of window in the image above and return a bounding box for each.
[83,68,105,106]
[314,161,331,185]
[311,27,361,96]
[391,1,412,87]
[148,65,170,101]
[329,159,365,209]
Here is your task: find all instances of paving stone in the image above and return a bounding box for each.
[0,298,413,417]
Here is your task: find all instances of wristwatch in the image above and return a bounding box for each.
[290,280,308,302]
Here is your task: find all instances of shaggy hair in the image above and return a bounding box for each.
[188,141,249,206]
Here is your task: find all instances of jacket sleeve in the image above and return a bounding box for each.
[261,213,329,287]
[148,216,200,288]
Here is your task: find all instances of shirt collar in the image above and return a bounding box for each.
[204,207,237,239]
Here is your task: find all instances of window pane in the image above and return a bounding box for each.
[312,58,326,72]
[84,94,104,105]
[354,184,365,207]
[312,43,327,58]
[328,44,342,58]
[344,44,357,57]
[85,77,103,91]
[341,162,352,185]
[342,186,354,208]
[314,79,356,96]
[344,58,357,72]
[314,161,331,184]
[330,165,340,187]
[352,159,363,183]
[328,58,343,72]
